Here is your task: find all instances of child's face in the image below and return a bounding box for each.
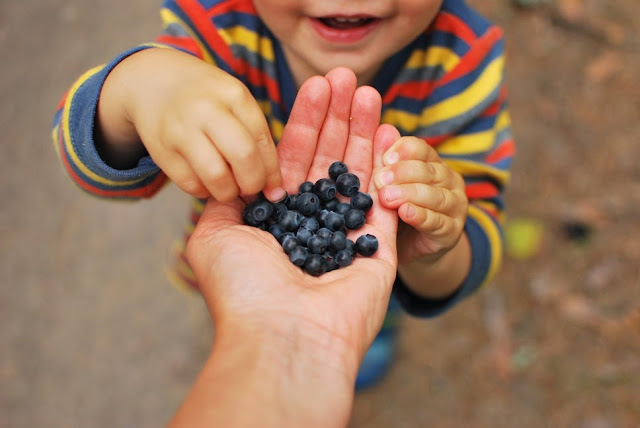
[253,0,443,87]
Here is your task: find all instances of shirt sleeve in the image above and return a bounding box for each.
[51,1,207,200]
[393,25,514,318]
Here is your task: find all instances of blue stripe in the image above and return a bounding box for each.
[442,0,492,37]
[427,39,503,105]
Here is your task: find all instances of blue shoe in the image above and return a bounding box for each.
[355,296,402,391]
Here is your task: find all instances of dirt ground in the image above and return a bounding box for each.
[1,0,638,427]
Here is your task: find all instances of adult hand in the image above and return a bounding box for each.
[174,68,400,427]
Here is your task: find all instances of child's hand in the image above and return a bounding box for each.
[98,48,284,202]
[373,134,468,265]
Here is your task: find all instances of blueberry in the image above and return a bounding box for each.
[295,227,313,246]
[307,235,329,254]
[316,227,333,240]
[303,254,327,277]
[345,239,356,255]
[329,231,347,252]
[323,252,339,272]
[344,208,366,230]
[335,249,354,267]
[324,211,345,232]
[322,198,340,211]
[313,178,337,201]
[268,224,285,241]
[356,234,379,257]
[278,231,296,245]
[281,234,300,255]
[336,173,360,197]
[286,194,299,210]
[316,209,330,227]
[242,206,261,227]
[289,246,308,267]
[271,203,288,221]
[247,199,274,223]
[329,161,348,181]
[296,192,320,216]
[298,181,314,194]
[350,192,373,212]
[300,217,320,233]
[335,203,352,215]
[279,210,304,232]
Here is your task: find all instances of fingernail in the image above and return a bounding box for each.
[384,151,399,165]
[375,170,394,188]
[383,187,402,202]
[267,187,287,202]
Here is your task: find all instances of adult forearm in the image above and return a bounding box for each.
[398,231,471,299]
[167,319,358,428]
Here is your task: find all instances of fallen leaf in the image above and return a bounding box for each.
[557,0,584,22]
[585,51,623,84]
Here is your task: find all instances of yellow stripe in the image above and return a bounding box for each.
[269,117,285,141]
[420,56,504,127]
[51,125,61,158]
[468,204,503,288]
[381,108,418,133]
[61,66,144,187]
[61,47,174,188]
[437,129,495,155]
[219,25,275,62]
[444,159,510,183]
[495,108,511,132]
[406,46,460,72]
[165,267,199,295]
[160,8,215,64]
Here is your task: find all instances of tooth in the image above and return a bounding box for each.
[334,17,363,23]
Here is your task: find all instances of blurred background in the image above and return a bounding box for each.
[1,0,638,426]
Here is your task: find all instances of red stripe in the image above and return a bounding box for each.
[485,139,514,164]
[177,0,238,69]
[382,80,437,105]
[57,127,167,198]
[243,60,282,104]
[432,12,477,46]
[156,35,202,58]
[437,27,502,88]
[207,0,255,16]
[466,182,499,199]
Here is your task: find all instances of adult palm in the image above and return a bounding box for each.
[186,68,400,373]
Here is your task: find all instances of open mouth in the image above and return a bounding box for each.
[319,17,376,30]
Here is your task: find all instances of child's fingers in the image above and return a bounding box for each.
[383,136,441,166]
[226,90,284,201]
[375,160,462,191]
[201,109,269,196]
[397,204,457,237]
[178,132,241,202]
[377,182,463,217]
[277,76,332,194]
[342,85,382,193]
[308,68,357,181]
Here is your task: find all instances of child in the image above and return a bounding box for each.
[52,0,514,389]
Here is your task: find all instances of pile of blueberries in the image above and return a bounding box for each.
[243,161,379,276]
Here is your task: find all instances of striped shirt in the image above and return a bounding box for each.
[52,0,514,317]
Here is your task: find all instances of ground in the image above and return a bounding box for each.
[1,0,638,427]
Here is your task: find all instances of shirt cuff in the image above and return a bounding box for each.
[392,215,492,318]
[66,45,160,182]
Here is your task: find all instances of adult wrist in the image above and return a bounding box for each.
[201,316,358,427]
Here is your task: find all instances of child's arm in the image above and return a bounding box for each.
[52,3,284,202]
[374,132,471,299]
[95,47,284,202]
[375,30,513,316]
